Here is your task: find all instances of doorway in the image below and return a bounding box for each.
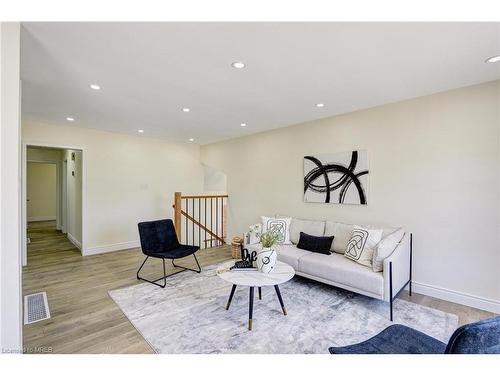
[26,161,58,246]
[22,145,83,266]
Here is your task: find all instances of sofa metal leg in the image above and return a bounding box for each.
[389,261,393,321]
[409,233,413,296]
[390,298,393,322]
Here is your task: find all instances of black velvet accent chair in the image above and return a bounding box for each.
[329,316,500,354]
[137,219,201,288]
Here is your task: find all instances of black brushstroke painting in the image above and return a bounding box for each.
[304,151,369,204]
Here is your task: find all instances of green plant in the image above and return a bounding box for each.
[258,227,281,248]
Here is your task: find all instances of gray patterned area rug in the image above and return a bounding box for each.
[109,264,458,354]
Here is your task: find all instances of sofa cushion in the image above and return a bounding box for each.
[324,221,355,253]
[289,218,326,244]
[274,244,311,270]
[298,252,384,297]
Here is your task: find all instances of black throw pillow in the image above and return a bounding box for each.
[297,232,334,255]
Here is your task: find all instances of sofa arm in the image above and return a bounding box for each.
[244,223,262,245]
[383,233,412,302]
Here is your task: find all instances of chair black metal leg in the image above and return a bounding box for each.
[248,287,254,330]
[172,253,202,273]
[136,256,168,288]
[258,287,262,300]
[226,284,237,310]
[274,285,287,315]
[136,256,149,279]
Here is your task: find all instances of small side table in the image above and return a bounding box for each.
[216,260,295,330]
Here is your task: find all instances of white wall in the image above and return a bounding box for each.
[0,22,22,353]
[201,80,500,313]
[27,162,57,221]
[22,121,204,255]
[203,164,227,193]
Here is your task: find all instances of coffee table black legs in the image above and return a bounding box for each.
[225,284,287,330]
[226,284,237,310]
[274,285,287,315]
[249,287,254,330]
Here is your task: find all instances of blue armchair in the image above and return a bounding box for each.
[329,316,500,354]
[137,219,201,288]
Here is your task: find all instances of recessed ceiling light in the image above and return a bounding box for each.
[231,61,245,69]
[485,55,500,63]
[189,138,194,142]
[240,123,247,127]
[138,129,144,133]
[315,103,325,108]
[66,117,75,122]
[89,84,101,90]
[182,108,190,112]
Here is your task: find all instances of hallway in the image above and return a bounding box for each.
[23,221,232,353]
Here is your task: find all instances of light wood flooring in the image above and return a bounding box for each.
[23,221,495,354]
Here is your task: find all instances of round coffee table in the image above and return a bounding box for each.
[216,260,295,330]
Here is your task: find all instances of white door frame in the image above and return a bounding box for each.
[62,159,67,234]
[21,142,85,266]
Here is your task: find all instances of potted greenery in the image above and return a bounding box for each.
[251,226,280,273]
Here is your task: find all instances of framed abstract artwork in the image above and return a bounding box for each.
[303,150,369,205]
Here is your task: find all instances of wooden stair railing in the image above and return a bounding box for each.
[173,192,228,249]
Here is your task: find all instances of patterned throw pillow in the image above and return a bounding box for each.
[261,216,292,245]
[344,226,383,268]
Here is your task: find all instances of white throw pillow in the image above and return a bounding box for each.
[344,226,383,268]
[261,216,292,245]
[372,228,405,272]
[246,223,262,245]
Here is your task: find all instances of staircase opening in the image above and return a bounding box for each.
[173,192,228,249]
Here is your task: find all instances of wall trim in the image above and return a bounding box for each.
[412,281,500,314]
[67,232,82,251]
[83,240,140,256]
[28,216,56,222]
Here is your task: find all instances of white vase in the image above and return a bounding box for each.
[256,247,277,273]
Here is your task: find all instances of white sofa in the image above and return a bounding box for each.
[245,218,412,321]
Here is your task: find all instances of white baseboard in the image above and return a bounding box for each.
[28,216,56,222]
[67,233,82,250]
[412,281,500,314]
[83,240,140,256]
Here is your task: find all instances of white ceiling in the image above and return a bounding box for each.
[21,22,500,145]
